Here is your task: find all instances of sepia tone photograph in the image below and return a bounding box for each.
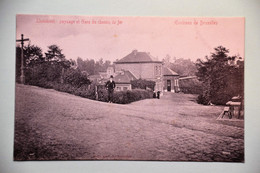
[14,14,244,161]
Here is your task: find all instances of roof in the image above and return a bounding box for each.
[163,67,179,76]
[179,76,197,80]
[115,50,161,63]
[113,70,137,84]
[99,72,108,79]
[88,74,102,80]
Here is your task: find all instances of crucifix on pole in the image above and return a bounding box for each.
[16,34,29,84]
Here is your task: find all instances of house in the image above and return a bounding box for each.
[114,50,164,91]
[113,70,137,91]
[90,50,180,93]
[163,67,180,92]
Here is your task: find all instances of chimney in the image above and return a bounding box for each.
[132,49,138,55]
[120,69,125,75]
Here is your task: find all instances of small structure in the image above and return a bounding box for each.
[113,70,137,91]
[163,67,180,92]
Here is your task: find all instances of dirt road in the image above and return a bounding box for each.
[14,84,244,161]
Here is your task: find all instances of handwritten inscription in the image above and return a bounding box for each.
[174,19,218,26]
[35,17,217,26]
[36,18,123,25]
[36,18,56,24]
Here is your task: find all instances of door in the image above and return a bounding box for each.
[167,80,171,92]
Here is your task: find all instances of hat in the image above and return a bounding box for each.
[110,75,113,78]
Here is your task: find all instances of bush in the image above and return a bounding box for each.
[27,78,54,89]
[24,66,153,104]
[24,62,64,86]
[53,85,153,104]
[75,85,95,100]
[97,88,108,102]
[112,89,153,104]
[196,88,234,105]
[53,83,75,94]
[179,78,202,94]
[53,83,95,100]
[197,94,209,105]
[63,69,91,87]
[210,90,233,105]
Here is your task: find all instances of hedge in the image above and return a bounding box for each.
[96,88,153,104]
[25,80,153,104]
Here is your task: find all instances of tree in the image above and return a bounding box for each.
[170,58,197,76]
[76,57,86,71]
[16,44,43,82]
[196,46,244,105]
[162,55,197,76]
[45,44,65,62]
[24,44,44,64]
[23,44,72,84]
[162,54,172,67]
[76,58,112,75]
[63,68,91,87]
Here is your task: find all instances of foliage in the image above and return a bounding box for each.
[37,83,153,104]
[63,68,91,87]
[16,43,153,104]
[76,57,111,75]
[195,46,244,105]
[170,58,197,76]
[179,78,202,94]
[162,55,197,76]
[45,45,65,62]
[54,84,96,100]
[112,89,153,104]
[16,44,76,86]
[130,79,156,90]
[16,44,44,82]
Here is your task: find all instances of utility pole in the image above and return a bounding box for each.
[16,34,29,84]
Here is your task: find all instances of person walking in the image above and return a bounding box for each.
[105,75,116,103]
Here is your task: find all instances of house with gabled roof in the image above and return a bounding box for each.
[113,70,137,91]
[94,49,180,93]
[114,50,164,92]
[163,67,180,92]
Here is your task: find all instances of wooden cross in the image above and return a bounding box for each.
[16,34,29,84]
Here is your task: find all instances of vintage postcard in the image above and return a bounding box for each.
[14,15,244,161]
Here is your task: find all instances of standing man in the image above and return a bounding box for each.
[105,75,116,103]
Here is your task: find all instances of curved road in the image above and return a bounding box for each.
[14,84,244,161]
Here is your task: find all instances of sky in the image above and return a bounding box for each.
[16,15,244,62]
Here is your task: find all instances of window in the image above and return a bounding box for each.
[155,65,161,76]
[158,66,161,75]
[155,66,158,76]
[123,87,128,91]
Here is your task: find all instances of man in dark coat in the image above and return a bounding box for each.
[105,75,116,103]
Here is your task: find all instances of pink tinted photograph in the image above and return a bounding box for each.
[14,15,244,161]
